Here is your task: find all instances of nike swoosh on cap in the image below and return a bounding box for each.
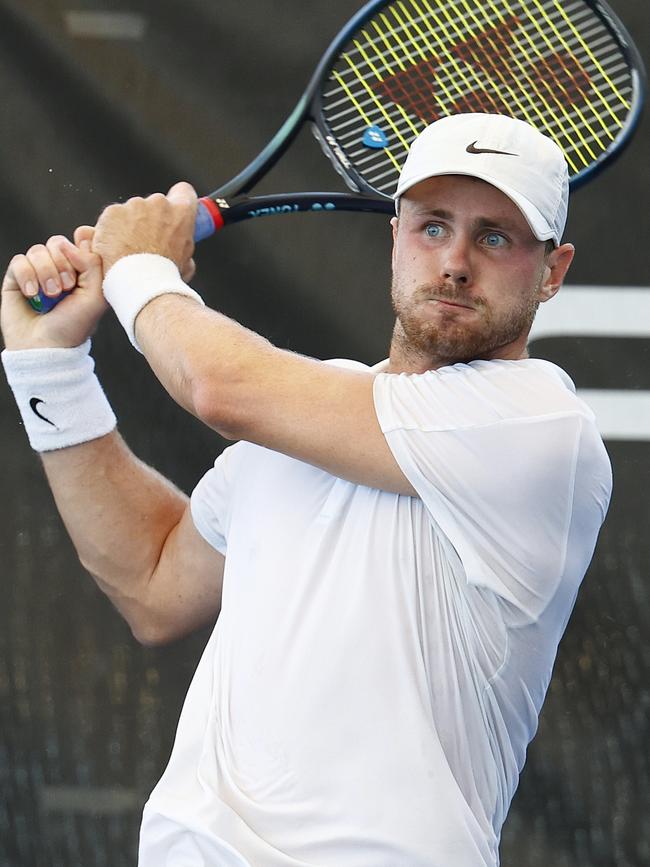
[466,141,518,156]
[29,397,56,427]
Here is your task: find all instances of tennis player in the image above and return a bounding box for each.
[1,113,611,866]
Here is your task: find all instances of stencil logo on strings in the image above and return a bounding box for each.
[370,16,592,124]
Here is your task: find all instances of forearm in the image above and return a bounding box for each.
[40,430,188,632]
[134,293,275,435]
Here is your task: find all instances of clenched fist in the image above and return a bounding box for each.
[92,181,198,277]
[1,226,107,351]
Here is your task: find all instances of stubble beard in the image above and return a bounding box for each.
[390,277,541,368]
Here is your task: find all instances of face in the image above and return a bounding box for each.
[389,175,574,373]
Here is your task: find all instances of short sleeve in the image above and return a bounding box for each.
[373,360,607,619]
[190,444,242,556]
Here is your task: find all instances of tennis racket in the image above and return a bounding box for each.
[34,0,645,312]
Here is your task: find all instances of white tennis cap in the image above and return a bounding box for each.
[394,113,569,246]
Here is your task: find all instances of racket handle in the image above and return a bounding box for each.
[29,288,73,313]
[195,197,225,240]
[30,197,225,313]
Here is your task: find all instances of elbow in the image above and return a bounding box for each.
[123,579,188,647]
[127,605,186,647]
[191,375,252,442]
[129,611,218,648]
[130,620,174,648]
[83,564,178,648]
[188,335,277,441]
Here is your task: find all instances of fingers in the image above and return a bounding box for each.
[46,236,78,292]
[2,253,39,299]
[1,231,103,306]
[3,239,72,301]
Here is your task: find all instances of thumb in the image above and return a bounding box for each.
[73,224,95,247]
[167,181,198,208]
[56,236,102,278]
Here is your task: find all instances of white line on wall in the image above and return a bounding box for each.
[63,11,147,40]
[529,286,650,442]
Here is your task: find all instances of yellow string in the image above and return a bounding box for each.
[353,36,420,138]
[404,0,503,116]
[518,0,615,142]
[450,0,566,151]
[336,56,406,169]
[541,0,629,122]
[485,0,594,164]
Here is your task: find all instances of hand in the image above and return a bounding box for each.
[92,181,198,277]
[1,226,108,351]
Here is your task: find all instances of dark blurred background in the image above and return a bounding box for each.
[0,0,648,865]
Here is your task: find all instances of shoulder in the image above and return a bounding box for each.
[322,357,373,371]
[373,358,590,433]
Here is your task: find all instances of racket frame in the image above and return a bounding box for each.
[202,0,646,225]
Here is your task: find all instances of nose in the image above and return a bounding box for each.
[440,236,472,286]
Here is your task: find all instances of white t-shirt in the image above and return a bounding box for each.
[138,358,611,867]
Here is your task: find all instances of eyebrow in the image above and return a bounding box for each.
[410,206,520,232]
[411,207,452,219]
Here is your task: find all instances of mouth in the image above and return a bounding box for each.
[427,297,475,311]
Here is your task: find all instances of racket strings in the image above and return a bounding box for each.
[382,6,570,154]
[365,1,621,137]
[535,0,630,112]
[401,0,580,165]
[387,2,510,120]
[510,0,615,149]
[482,1,600,164]
[328,5,593,131]
[320,0,636,193]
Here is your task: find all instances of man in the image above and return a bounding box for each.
[1,113,611,866]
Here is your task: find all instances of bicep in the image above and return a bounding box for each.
[140,502,225,645]
[201,352,416,496]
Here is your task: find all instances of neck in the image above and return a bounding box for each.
[386,321,530,374]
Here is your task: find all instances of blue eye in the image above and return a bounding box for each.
[425,224,444,238]
[484,232,506,247]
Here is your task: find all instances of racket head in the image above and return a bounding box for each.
[308,0,646,198]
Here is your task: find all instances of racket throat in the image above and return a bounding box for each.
[311,124,360,193]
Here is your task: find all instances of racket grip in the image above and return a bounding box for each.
[194,197,225,241]
[29,288,73,313]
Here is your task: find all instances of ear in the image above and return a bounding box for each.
[538,243,575,303]
[390,216,399,269]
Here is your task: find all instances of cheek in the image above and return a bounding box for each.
[393,251,421,288]
[494,256,544,298]
[515,248,547,281]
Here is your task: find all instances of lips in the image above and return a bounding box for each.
[429,297,474,310]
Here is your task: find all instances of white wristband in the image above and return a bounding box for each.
[1,340,117,452]
[103,253,204,352]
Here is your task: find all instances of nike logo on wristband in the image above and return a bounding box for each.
[466,141,518,156]
[29,397,56,427]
